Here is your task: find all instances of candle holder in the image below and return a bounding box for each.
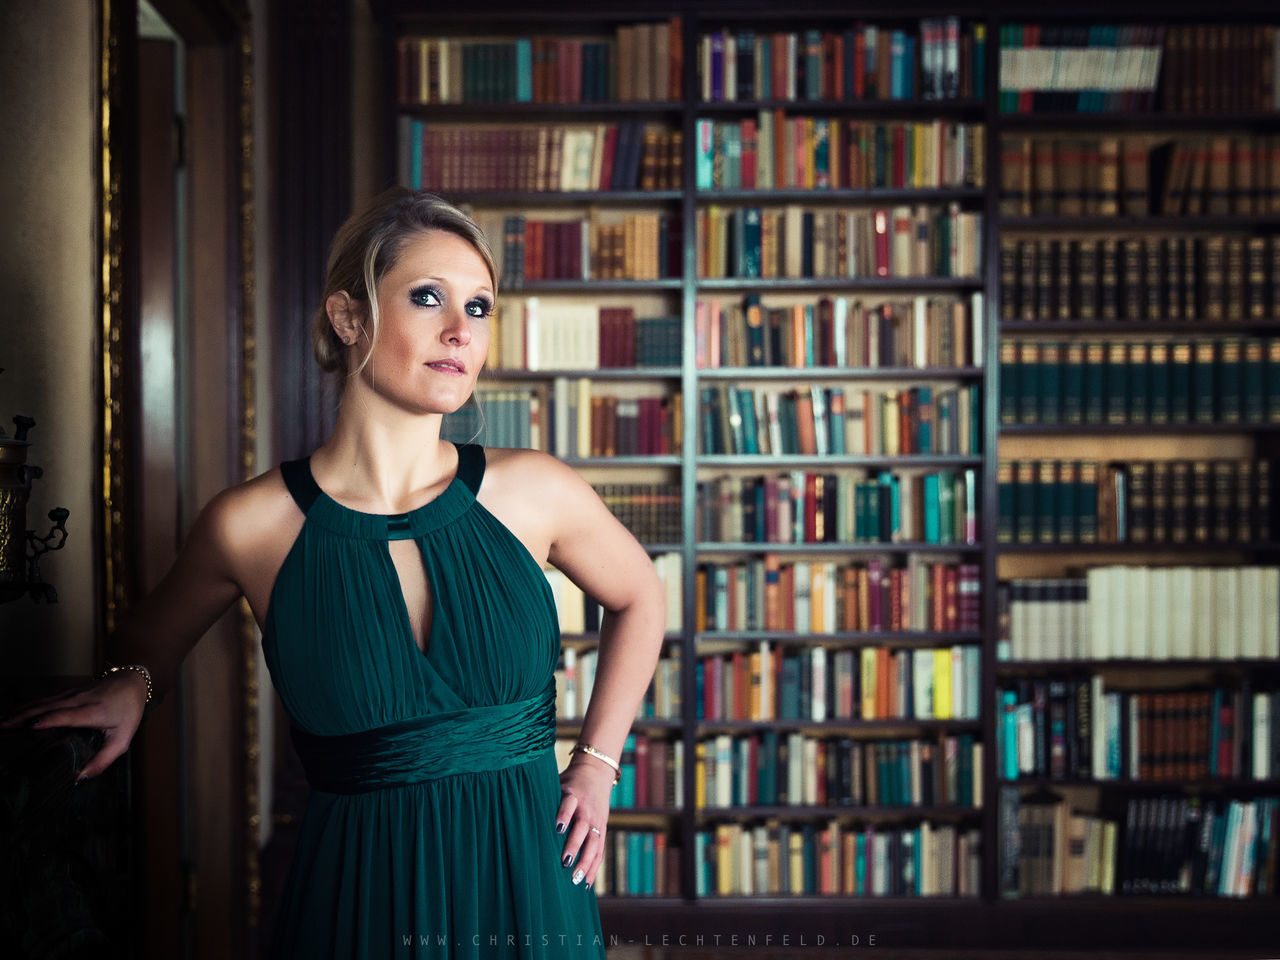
[0,371,69,604]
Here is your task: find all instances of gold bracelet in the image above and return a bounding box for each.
[99,663,153,705]
[571,742,621,785]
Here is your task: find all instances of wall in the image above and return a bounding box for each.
[0,3,99,675]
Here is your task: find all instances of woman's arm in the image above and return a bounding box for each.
[488,448,666,888]
[0,486,249,780]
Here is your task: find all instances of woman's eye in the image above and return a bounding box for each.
[467,299,494,319]
[409,286,441,307]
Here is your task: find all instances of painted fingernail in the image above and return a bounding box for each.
[556,821,566,834]
[572,869,585,884]
[562,853,573,867]
[586,882,592,891]
[75,774,86,786]
[28,718,41,728]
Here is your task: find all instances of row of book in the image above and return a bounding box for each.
[696,293,983,370]
[696,19,983,104]
[1006,796,1116,897]
[1000,678,1279,783]
[697,203,983,280]
[1001,791,1279,901]
[999,134,1280,218]
[485,301,681,372]
[694,646,981,724]
[996,24,1280,115]
[545,554,683,638]
[589,829,680,897]
[694,820,983,898]
[495,214,679,284]
[998,235,1280,323]
[996,458,1273,546]
[694,117,984,192]
[695,733,982,809]
[998,338,1280,427]
[700,384,980,459]
[442,383,681,458]
[556,649,682,727]
[593,483,681,546]
[997,24,1163,114]
[999,566,1280,663]
[402,122,681,195]
[689,556,979,634]
[394,18,683,105]
[557,733,684,810]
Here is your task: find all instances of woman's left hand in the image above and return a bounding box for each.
[555,756,615,889]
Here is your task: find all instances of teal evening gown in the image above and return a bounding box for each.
[261,443,606,958]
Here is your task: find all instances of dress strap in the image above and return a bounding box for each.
[455,443,486,496]
[280,458,322,514]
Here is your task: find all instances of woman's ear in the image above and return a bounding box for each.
[326,291,364,346]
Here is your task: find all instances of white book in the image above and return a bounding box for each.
[833,296,848,367]
[1126,566,1150,659]
[1264,568,1280,658]
[951,645,964,722]
[1240,567,1264,659]
[1214,567,1240,659]
[715,733,733,807]
[1169,567,1195,658]
[758,640,772,722]
[561,643,577,718]
[913,295,928,367]
[811,646,827,722]
[1107,567,1128,659]
[1148,568,1171,659]
[964,646,981,719]
[523,296,540,370]
[1192,567,1215,658]
[803,737,818,806]
[787,731,804,805]
[1254,693,1271,780]
[1091,674,1107,779]
[913,648,934,720]
[1087,568,1110,660]
[970,291,984,366]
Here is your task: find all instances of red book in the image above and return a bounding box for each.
[599,124,618,191]
[944,566,958,631]
[771,34,788,102]
[1018,24,1038,114]
[803,473,819,540]
[740,118,757,189]
[634,734,649,808]
[931,563,945,631]
[1216,701,1234,777]
[867,558,883,630]
[557,39,573,104]
[853,30,866,99]
[732,650,746,720]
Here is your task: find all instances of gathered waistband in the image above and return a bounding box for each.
[290,687,556,794]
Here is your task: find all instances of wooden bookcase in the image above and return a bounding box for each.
[369,0,1280,950]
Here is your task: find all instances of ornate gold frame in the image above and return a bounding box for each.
[99,0,263,936]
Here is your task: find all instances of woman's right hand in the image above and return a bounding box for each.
[0,669,150,784]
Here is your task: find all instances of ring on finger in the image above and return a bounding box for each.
[589,826,600,835]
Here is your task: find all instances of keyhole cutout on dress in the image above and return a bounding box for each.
[388,539,433,655]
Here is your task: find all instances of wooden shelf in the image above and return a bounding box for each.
[696,803,982,818]
[697,97,987,117]
[1000,319,1280,333]
[696,454,982,467]
[698,541,981,554]
[697,187,984,203]
[440,189,682,205]
[699,630,982,644]
[998,214,1280,230]
[697,365,983,380]
[696,718,982,733]
[697,276,983,291]
[482,367,681,380]
[999,421,1280,434]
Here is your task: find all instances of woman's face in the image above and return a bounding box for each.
[353,228,493,416]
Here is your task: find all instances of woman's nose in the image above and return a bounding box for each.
[441,309,471,345]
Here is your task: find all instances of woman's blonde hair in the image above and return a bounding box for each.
[312,187,497,377]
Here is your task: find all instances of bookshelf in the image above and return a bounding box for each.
[369,0,1280,950]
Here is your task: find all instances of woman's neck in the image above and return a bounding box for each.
[308,399,458,514]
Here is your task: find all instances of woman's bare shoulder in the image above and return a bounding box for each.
[480,446,583,498]
[192,466,303,559]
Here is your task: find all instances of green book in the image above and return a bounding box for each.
[1019,341,1040,424]
[1037,460,1058,543]
[1106,340,1129,424]
[1015,460,1037,544]
[1084,341,1106,424]
[1000,339,1020,425]
[938,471,956,544]
[1057,461,1079,543]
[1170,341,1193,424]
[997,460,1015,543]
[1243,338,1265,423]
[1127,341,1150,424]
[1040,341,1063,424]
[1269,339,1280,424]
[1192,340,1217,423]
[1148,341,1171,424]
[1062,341,1085,424]
[1077,461,1099,543]
[1217,337,1242,424]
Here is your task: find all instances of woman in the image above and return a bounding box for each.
[2,188,666,957]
